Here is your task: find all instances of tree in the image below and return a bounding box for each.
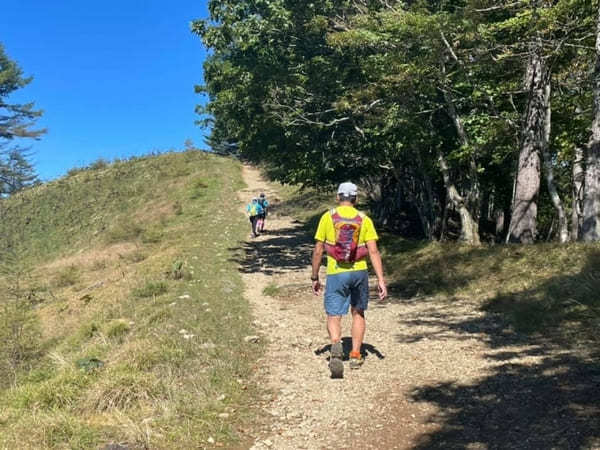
[0,147,38,195]
[194,0,597,244]
[582,1,600,241]
[0,43,44,195]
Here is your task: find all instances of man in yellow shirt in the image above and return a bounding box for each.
[311,182,387,378]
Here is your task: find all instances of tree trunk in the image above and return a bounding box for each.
[508,40,545,244]
[540,81,569,243]
[582,3,600,241]
[440,198,449,241]
[443,91,482,223]
[495,209,505,239]
[438,151,480,245]
[572,146,584,240]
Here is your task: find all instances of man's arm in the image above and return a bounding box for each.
[366,240,387,300]
[311,240,324,295]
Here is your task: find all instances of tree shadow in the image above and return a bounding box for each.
[480,251,600,345]
[231,222,315,275]
[380,240,505,299]
[391,251,600,449]
[409,352,600,449]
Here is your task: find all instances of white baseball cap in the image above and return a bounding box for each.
[337,182,358,196]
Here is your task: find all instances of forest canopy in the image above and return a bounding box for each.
[194,0,600,244]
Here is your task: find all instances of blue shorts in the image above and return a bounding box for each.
[324,270,369,316]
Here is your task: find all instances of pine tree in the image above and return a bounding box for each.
[0,43,44,195]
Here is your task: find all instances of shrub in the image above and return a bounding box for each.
[189,179,209,199]
[90,259,107,271]
[54,265,81,288]
[0,295,41,388]
[106,320,131,339]
[106,219,144,244]
[141,228,162,244]
[132,281,168,298]
[75,322,100,341]
[66,166,86,177]
[8,369,92,410]
[173,200,183,215]
[88,158,109,170]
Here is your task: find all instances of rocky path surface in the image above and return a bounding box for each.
[237,166,600,450]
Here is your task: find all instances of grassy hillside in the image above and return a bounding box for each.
[0,152,257,448]
[276,185,600,353]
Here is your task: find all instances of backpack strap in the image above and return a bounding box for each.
[330,208,365,220]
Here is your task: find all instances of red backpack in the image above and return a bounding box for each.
[325,208,368,263]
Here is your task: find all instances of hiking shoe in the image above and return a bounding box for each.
[329,342,344,379]
[349,351,364,370]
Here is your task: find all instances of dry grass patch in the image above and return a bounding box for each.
[41,242,138,271]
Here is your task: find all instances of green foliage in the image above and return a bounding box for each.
[0,43,44,195]
[194,0,597,242]
[169,259,184,279]
[0,148,39,195]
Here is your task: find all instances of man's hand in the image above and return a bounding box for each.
[311,241,325,296]
[312,279,322,296]
[377,279,387,301]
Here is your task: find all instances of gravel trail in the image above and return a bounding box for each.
[237,165,600,450]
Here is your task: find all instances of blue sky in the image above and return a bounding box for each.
[2,0,209,181]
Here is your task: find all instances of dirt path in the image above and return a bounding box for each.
[237,166,600,450]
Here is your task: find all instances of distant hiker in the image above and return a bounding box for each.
[246,197,264,237]
[257,192,269,232]
[311,182,387,378]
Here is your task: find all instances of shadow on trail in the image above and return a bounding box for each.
[390,252,600,449]
[231,223,314,275]
[315,337,385,361]
[409,352,600,449]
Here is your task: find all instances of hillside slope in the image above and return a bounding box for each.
[0,152,256,449]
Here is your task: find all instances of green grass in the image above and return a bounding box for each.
[380,238,600,346]
[132,280,168,298]
[262,282,282,297]
[0,151,258,448]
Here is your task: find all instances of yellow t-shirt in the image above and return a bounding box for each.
[314,206,379,275]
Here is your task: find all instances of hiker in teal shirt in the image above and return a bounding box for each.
[257,192,269,232]
[246,197,264,237]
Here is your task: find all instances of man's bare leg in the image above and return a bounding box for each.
[350,307,365,355]
[327,315,342,343]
